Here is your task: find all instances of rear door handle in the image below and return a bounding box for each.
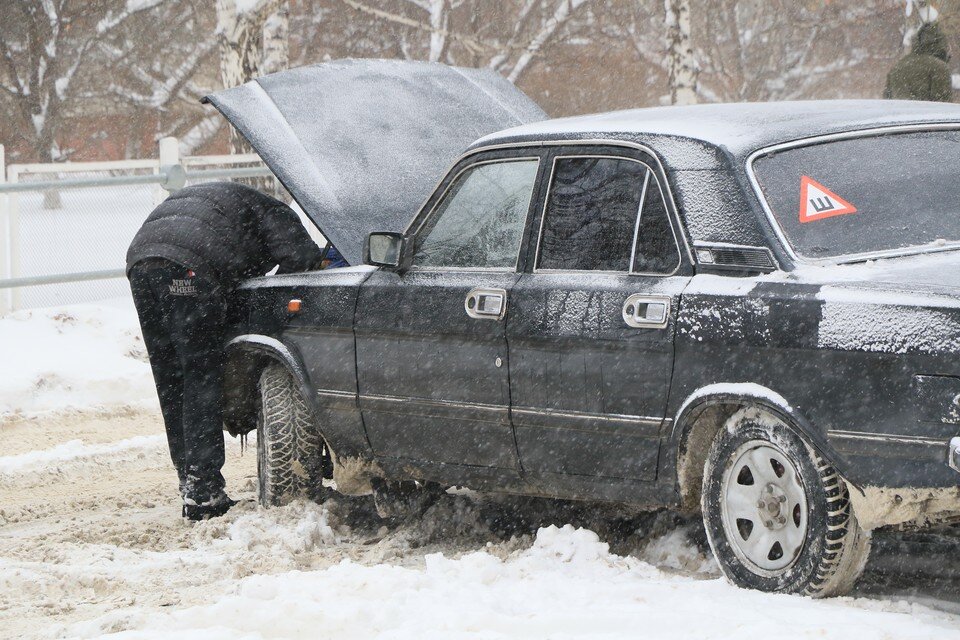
[465,288,506,320]
[623,294,670,329]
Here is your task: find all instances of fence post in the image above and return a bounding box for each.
[0,144,8,314]
[7,165,21,311]
[156,136,180,204]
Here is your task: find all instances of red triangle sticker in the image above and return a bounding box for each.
[798,176,857,223]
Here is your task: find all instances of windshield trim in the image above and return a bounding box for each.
[745,123,960,266]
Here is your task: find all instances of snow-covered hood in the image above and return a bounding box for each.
[202,59,547,266]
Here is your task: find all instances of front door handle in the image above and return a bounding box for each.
[465,288,507,320]
[623,294,670,329]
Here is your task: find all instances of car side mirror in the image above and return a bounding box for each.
[364,231,409,271]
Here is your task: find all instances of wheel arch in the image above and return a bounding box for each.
[670,383,848,512]
[223,334,315,437]
[226,333,382,496]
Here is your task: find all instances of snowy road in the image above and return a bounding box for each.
[2,408,960,639]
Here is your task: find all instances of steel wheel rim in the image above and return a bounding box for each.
[720,440,809,576]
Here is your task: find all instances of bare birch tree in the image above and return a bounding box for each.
[601,0,905,105]
[0,0,174,166]
[262,0,291,74]
[215,0,290,154]
[664,0,697,104]
[332,0,595,83]
[0,0,210,206]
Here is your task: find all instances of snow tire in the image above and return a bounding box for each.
[701,408,871,597]
[257,364,329,507]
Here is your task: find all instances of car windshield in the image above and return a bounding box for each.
[751,129,960,261]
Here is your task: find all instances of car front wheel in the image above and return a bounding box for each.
[257,364,331,507]
[701,409,871,597]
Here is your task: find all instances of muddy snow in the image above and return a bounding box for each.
[1,408,959,639]
[2,303,960,639]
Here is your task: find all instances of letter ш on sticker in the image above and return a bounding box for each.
[799,176,857,223]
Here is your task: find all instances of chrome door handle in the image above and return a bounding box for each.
[623,294,670,329]
[465,288,506,320]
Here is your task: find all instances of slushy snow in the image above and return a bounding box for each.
[0,434,164,475]
[2,303,959,638]
[63,523,960,640]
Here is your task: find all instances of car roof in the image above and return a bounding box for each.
[469,100,960,260]
[471,100,960,168]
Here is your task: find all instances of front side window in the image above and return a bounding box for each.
[413,159,539,269]
[537,156,679,273]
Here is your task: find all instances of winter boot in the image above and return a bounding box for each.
[182,493,236,521]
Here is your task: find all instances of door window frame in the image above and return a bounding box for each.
[531,151,685,278]
[405,154,544,273]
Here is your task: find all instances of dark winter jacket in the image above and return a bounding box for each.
[126,181,326,287]
[885,22,953,102]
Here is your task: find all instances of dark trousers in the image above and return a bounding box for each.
[129,259,227,504]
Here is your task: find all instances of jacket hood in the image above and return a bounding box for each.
[202,59,547,266]
[913,22,950,61]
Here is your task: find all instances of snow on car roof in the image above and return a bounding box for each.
[473,100,960,163]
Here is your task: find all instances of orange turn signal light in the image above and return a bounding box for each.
[287,299,302,313]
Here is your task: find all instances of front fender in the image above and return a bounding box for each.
[223,334,314,437]
[226,334,311,389]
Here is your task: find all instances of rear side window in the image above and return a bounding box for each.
[536,156,679,273]
[633,174,680,274]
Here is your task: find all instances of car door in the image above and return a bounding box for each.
[507,145,692,483]
[354,150,545,470]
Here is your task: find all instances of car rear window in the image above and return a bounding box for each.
[751,130,960,261]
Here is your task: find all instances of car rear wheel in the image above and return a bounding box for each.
[701,409,871,597]
[257,364,331,507]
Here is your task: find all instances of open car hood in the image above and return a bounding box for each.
[202,59,547,266]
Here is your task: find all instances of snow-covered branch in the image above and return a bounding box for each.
[108,40,216,109]
[505,0,591,82]
[0,0,210,164]
[337,0,489,56]
[96,0,167,35]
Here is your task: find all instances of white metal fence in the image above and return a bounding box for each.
[0,137,278,313]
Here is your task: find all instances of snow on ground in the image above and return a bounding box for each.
[1,304,960,639]
[0,434,164,475]
[63,523,960,640]
[0,300,156,418]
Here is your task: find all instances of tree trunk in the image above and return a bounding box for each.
[426,0,448,63]
[902,0,939,52]
[37,133,62,210]
[216,0,275,155]
[665,0,698,105]
[261,1,290,75]
[216,0,288,195]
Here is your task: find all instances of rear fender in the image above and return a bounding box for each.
[670,383,853,510]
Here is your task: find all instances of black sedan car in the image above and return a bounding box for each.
[203,60,960,597]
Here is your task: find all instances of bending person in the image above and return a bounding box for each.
[126,181,330,521]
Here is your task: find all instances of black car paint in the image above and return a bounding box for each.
[225,122,960,513]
